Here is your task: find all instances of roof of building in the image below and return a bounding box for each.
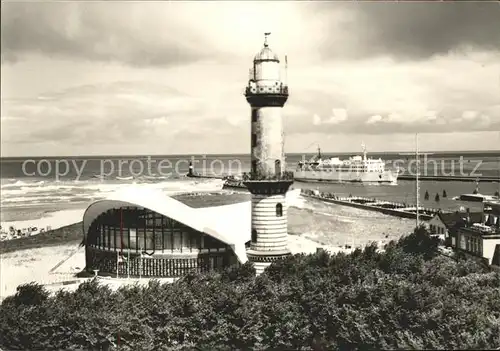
[485,200,500,207]
[254,46,279,62]
[82,187,251,264]
[436,211,483,229]
[492,244,500,266]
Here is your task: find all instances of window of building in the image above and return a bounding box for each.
[181,228,191,249]
[252,110,258,122]
[275,159,281,175]
[251,160,257,174]
[144,229,155,251]
[173,231,182,250]
[252,229,257,243]
[276,203,283,217]
[154,228,162,248]
[164,230,173,250]
[251,133,257,147]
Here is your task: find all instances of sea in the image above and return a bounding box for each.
[1,152,499,247]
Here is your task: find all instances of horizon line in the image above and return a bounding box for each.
[2,149,500,159]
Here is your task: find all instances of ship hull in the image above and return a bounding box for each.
[293,170,399,184]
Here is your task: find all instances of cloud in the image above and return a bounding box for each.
[461,110,479,121]
[366,115,382,125]
[145,116,169,126]
[0,78,251,156]
[0,2,219,66]
[311,108,348,125]
[312,114,322,126]
[0,81,205,146]
[285,51,500,136]
[314,2,500,60]
[8,1,498,68]
[2,2,500,155]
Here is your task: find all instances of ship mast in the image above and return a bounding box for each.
[497,131,500,197]
[284,55,288,86]
[415,133,420,227]
[474,177,480,194]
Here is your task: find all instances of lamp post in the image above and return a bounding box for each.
[416,133,420,228]
[127,249,130,280]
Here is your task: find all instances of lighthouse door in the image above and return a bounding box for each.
[275,160,281,176]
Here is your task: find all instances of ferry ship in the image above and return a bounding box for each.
[294,143,399,184]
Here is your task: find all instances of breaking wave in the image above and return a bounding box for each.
[0,178,225,209]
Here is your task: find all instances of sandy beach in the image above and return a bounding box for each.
[0,243,85,299]
[1,208,85,238]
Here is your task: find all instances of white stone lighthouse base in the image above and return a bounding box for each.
[253,261,272,276]
[247,248,291,276]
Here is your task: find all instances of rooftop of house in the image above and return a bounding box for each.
[437,211,483,229]
[460,225,500,236]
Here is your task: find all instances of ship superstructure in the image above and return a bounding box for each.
[294,143,399,184]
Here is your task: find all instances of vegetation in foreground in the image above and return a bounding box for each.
[1,226,499,350]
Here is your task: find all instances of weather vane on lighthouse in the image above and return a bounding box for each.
[264,32,271,47]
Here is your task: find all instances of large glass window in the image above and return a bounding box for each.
[164,230,173,250]
[182,229,190,249]
[145,229,155,251]
[129,228,138,251]
[173,231,182,250]
[155,228,162,248]
[89,208,216,252]
[191,233,200,249]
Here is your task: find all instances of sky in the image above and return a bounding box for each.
[1,1,500,157]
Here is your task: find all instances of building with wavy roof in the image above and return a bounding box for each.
[82,187,251,277]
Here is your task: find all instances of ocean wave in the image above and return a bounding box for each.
[0,178,224,209]
[1,180,46,188]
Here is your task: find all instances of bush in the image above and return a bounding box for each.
[1,228,499,350]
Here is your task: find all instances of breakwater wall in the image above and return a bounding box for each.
[222,183,248,191]
[398,175,499,182]
[300,189,440,220]
[186,173,223,180]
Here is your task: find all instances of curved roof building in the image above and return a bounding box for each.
[82,187,251,278]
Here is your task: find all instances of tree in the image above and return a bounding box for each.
[2,227,500,350]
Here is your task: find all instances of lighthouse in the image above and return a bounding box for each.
[243,33,293,275]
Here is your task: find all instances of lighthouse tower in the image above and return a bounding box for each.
[243,33,293,275]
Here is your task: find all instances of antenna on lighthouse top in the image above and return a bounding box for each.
[264,32,271,47]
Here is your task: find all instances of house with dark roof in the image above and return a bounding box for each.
[427,209,483,247]
[456,201,500,266]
